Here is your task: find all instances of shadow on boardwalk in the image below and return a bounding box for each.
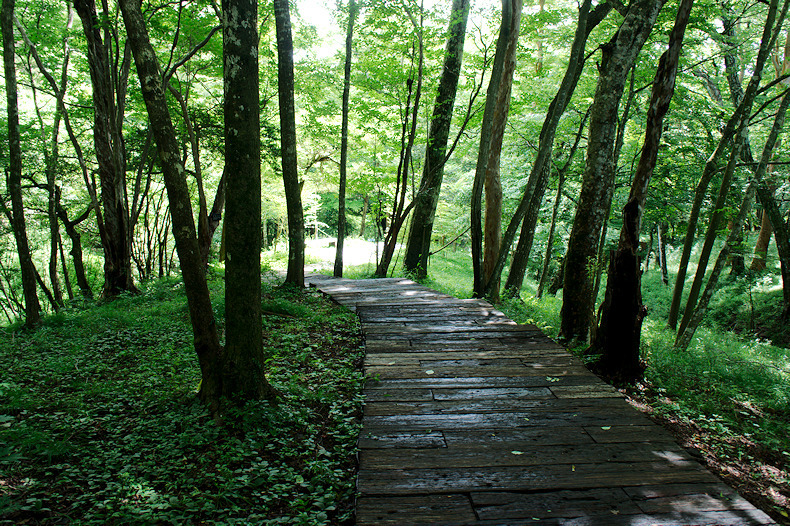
[307,274,775,526]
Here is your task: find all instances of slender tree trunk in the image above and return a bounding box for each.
[750,206,774,270]
[403,0,471,279]
[359,194,368,237]
[2,0,41,327]
[469,0,522,299]
[334,0,357,278]
[480,0,612,299]
[74,0,136,297]
[222,0,275,401]
[667,0,787,329]
[677,88,790,347]
[657,222,669,285]
[119,0,225,408]
[560,0,666,344]
[275,0,305,287]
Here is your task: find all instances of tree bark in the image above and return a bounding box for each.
[560,0,666,344]
[588,0,693,383]
[274,0,305,287]
[119,0,225,408]
[403,0,471,279]
[334,0,357,278]
[74,0,137,297]
[481,0,612,300]
[222,0,275,401]
[3,0,41,327]
[750,207,773,270]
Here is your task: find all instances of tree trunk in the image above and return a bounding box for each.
[359,194,368,237]
[677,85,790,348]
[750,207,773,270]
[667,0,787,329]
[334,0,357,278]
[560,0,666,345]
[74,0,136,298]
[403,0,471,279]
[2,0,41,327]
[657,222,669,285]
[480,0,612,300]
[588,0,692,383]
[222,0,275,401]
[469,0,522,299]
[119,0,225,409]
[275,0,305,287]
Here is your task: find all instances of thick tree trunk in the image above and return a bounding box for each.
[588,0,692,383]
[334,0,357,278]
[119,0,225,408]
[560,0,666,344]
[403,0,470,279]
[667,0,787,329]
[469,0,521,299]
[222,0,274,401]
[57,203,93,298]
[74,0,136,298]
[275,0,305,287]
[3,0,41,327]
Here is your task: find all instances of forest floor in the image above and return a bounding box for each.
[0,273,365,525]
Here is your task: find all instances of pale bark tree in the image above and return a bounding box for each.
[470,0,522,299]
[275,0,305,287]
[589,0,693,383]
[402,0,471,279]
[481,0,612,300]
[334,0,358,278]
[560,0,666,344]
[2,0,40,327]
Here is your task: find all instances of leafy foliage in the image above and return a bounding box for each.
[0,273,364,525]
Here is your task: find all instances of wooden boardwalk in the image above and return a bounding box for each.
[307,275,775,526]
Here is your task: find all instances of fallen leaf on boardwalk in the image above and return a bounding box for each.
[601,426,611,430]
[572,465,576,471]
[425,370,434,375]
[511,450,524,455]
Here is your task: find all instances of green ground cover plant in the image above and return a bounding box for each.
[0,270,364,525]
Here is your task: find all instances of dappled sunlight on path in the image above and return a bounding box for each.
[308,274,776,525]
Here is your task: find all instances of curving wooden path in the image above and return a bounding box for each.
[307,274,775,526]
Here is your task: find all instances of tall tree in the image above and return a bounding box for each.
[589,0,694,383]
[402,0,471,279]
[334,0,358,278]
[481,0,612,300]
[275,0,305,287]
[2,0,41,327]
[74,0,137,297]
[666,0,788,329]
[222,0,272,399]
[470,0,522,300]
[560,0,666,344]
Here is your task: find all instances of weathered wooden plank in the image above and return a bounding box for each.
[365,351,571,366]
[356,494,477,526]
[365,375,605,389]
[550,384,623,399]
[439,427,596,448]
[362,397,634,416]
[471,488,641,521]
[360,442,688,470]
[365,364,590,379]
[358,430,447,449]
[583,424,679,444]
[363,388,435,402]
[357,461,718,494]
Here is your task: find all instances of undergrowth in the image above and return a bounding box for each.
[0,270,364,525]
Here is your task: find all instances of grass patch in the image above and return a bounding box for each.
[0,271,364,525]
